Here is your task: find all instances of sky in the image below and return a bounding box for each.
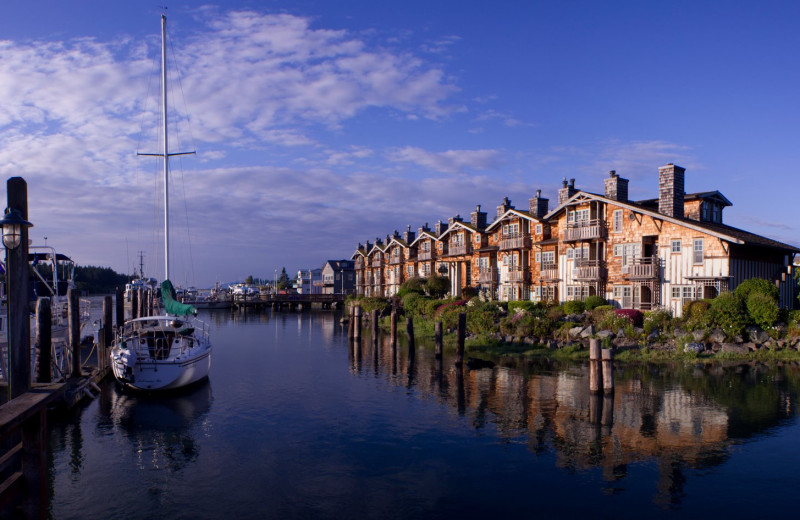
[1,0,799,287]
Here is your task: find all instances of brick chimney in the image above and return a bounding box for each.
[434,220,447,236]
[604,170,629,201]
[658,163,685,218]
[496,197,514,218]
[448,214,463,227]
[403,224,415,243]
[470,205,487,230]
[418,222,430,237]
[558,178,578,205]
[529,189,549,218]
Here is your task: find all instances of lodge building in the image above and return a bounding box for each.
[352,164,799,316]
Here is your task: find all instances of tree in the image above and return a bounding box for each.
[245,275,254,285]
[277,267,292,291]
[425,275,450,299]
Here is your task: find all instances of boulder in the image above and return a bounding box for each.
[747,327,770,344]
[580,325,595,338]
[596,330,615,339]
[733,335,744,344]
[547,340,559,350]
[523,336,537,345]
[684,342,705,354]
[646,330,661,342]
[504,335,515,343]
[692,329,706,342]
[569,326,584,338]
[720,343,748,355]
[742,342,758,352]
[709,329,726,343]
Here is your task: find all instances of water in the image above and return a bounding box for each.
[48,309,800,519]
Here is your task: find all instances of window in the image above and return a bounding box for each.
[672,285,696,307]
[712,204,721,223]
[542,251,555,264]
[693,239,704,264]
[671,240,681,253]
[567,249,574,260]
[613,210,623,233]
[535,252,541,263]
[702,202,710,221]
[535,224,542,235]
[613,285,632,308]
[406,265,414,277]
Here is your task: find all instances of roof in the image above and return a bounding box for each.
[485,208,544,232]
[438,220,479,239]
[546,190,800,253]
[409,230,441,247]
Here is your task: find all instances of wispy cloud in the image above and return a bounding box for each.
[386,146,502,174]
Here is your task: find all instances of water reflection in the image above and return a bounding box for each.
[349,329,799,506]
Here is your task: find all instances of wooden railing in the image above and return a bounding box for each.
[371,257,383,267]
[540,263,559,281]
[507,266,531,282]
[389,255,404,265]
[477,267,497,283]
[626,256,660,279]
[574,259,607,280]
[499,233,531,251]
[448,243,471,256]
[563,219,607,242]
[418,250,434,261]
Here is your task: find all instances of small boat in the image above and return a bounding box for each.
[111,14,212,391]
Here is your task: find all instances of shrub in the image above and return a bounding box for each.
[644,309,673,335]
[615,309,644,327]
[425,275,450,298]
[466,301,503,335]
[358,297,390,314]
[683,300,712,330]
[546,305,565,321]
[709,292,747,337]
[746,292,779,329]
[734,277,778,303]
[401,292,426,316]
[461,285,479,299]
[508,301,539,315]
[563,300,586,315]
[397,277,427,299]
[583,295,607,310]
[421,298,445,317]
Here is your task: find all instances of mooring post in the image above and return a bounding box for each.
[455,313,466,366]
[115,286,124,329]
[347,304,354,340]
[68,289,81,378]
[101,295,112,371]
[6,177,32,399]
[36,298,52,383]
[601,394,614,428]
[589,338,602,395]
[354,305,362,341]
[601,348,614,394]
[131,289,139,320]
[434,321,443,359]
[371,309,379,342]
[390,309,397,348]
[405,316,415,349]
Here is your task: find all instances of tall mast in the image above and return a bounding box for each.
[161,14,170,281]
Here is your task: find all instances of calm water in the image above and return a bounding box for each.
[48,308,800,519]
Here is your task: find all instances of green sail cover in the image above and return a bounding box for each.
[161,280,197,316]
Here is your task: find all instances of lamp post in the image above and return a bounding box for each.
[2,179,34,401]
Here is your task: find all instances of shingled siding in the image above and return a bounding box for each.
[729,246,793,309]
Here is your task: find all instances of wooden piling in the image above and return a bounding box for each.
[589,338,602,394]
[131,289,139,320]
[434,321,443,359]
[347,304,355,340]
[601,348,614,394]
[405,317,415,349]
[354,306,362,341]
[68,289,81,378]
[601,394,614,427]
[101,295,112,371]
[35,298,52,384]
[115,286,124,329]
[6,177,32,399]
[371,309,379,341]
[390,309,397,348]
[455,313,466,366]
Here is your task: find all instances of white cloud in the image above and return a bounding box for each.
[386,146,502,174]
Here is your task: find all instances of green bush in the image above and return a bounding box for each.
[709,292,747,337]
[425,275,450,298]
[734,277,778,303]
[563,300,586,315]
[644,309,673,335]
[583,295,607,310]
[747,292,779,329]
[466,303,502,335]
[396,277,426,299]
[546,305,565,321]
[401,292,426,316]
[421,298,445,317]
[461,285,479,299]
[508,301,538,315]
[357,297,391,314]
[683,300,712,330]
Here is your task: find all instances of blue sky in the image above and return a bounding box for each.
[1,1,798,286]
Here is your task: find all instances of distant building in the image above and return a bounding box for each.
[295,268,322,294]
[320,260,355,295]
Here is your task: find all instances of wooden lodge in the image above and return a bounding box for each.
[352,164,799,316]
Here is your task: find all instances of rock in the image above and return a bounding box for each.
[742,342,758,352]
[504,335,515,343]
[466,357,495,370]
[720,343,748,354]
[777,340,786,348]
[634,327,645,336]
[646,330,661,342]
[673,327,687,338]
[580,325,595,338]
[596,330,615,339]
[733,335,744,344]
[523,336,537,345]
[692,329,706,342]
[684,342,705,354]
[546,340,558,350]
[709,329,726,343]
[569,326,584,338]
[746,327,770,344]
[764,339,778,350]
[617,328,626,338]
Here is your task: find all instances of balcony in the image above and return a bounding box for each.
[447,243,471,256]
[371,257,383,267]
[573,259,607,281]
[389,255,404,265]
[625,256,661,280]
[418,250,434,261]
[540,263,559,281]
[563,219,607,242]
[499,233,531,251]
[507,266,531,283]
[477,267,498,284]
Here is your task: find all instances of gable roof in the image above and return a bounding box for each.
[546,191,800,252]
[409,229,440,247]
[438,220,479,239]
[485,208,544,232]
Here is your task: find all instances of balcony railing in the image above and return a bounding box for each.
[418,250,434,261]
[499,233,531,251]
[625,256,660,279]
[447,243,471,256]
[389,255,404,265]
[477,267,498,284]
[540,263,559,281]
[371,257,383,267]
[573,259,607,281]
[563,219,607,242]
[507,266,531,283]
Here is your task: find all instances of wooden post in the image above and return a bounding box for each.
[131,289,139,320]
[115,286,124,329]
[35,298,52,383]
[347,304,354,340]
[101,295,112,371]
[589,394,602,424]
[371,309,379,341]
[589,338,602,395]
[601,394,614,427]
[69,289,81,378]
[354,306,362,341]
[21,407,47,519]
[390,309,397,348]
[405,316,415,349]
[435,321,443,359]
[6,177,31,399]
[601,348,614,394]
[455,313,466,366]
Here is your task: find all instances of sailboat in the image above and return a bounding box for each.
[110,14,212,391]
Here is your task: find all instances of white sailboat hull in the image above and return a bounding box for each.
[111,348,211,391]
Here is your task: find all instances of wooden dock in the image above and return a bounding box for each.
[233,293,346,310]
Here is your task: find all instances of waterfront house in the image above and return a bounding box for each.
[436,206,488,297]
[320,260,355,295]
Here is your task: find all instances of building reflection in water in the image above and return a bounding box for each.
[347,328,798,506]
